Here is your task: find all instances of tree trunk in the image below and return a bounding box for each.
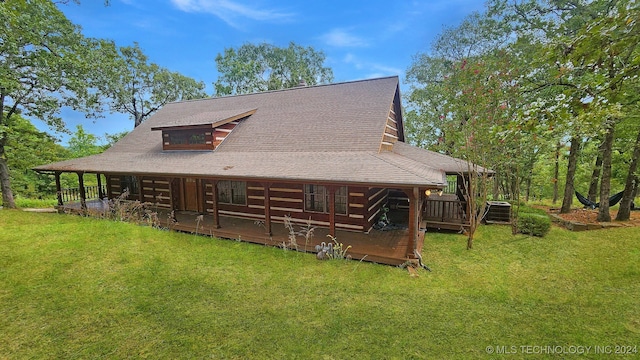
[587,142,604,203]
[134,113,143,128]
[560,136,581,214]
[552,142,560,204]
[0,152,16,209]
[510,171,517,201]
[597,122,615,222]
[0,90,17,209]
[615,126,640,221]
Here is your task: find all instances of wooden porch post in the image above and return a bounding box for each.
[263,183,272,236]
[96,174,104,199]
[211,180,220,229]
[54,171,63,210]
[404,187,420,259]
[137,176,144,202]
[328,186,336,237]
[106,174,113,199]
[77,172,87,213]
[167,177,175,210]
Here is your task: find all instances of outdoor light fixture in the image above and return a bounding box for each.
[438,190,443,196]
[425,189,431,196]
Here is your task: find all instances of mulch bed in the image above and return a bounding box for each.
[547,207,640,228]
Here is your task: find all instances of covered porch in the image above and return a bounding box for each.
[60,200,425,266]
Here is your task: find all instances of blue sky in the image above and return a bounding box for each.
[46,0,485,144]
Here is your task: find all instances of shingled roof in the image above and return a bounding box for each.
[34,76,476,188]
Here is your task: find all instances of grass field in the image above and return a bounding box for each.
[1,210,639,359]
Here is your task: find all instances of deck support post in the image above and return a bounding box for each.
[55,171,63,212]
[168,177,175,211]
[77,172,87,214]
[262,183,272,236]
[96,174,104,199]
[211,180,220,229]
[404,187,420,259]
[328,186,336,237]
[137,176,144,202]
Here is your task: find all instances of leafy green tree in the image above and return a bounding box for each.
[0,0,116,208]
[214,42,334,96]
[101,43,207,128]
[4,115,70,198]
[406,11,527,248]
[496,0,640,220]
[67,125,103,158]
[103,130,129,149]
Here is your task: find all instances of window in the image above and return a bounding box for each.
[218,181,246,205]
[120,176,139,196]
[335,186,348,215]
[162,129,212,150]
[304,185,348,214]
[304,184,326,212]
[169,132,205,145]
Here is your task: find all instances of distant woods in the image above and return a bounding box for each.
[405,0,640,221]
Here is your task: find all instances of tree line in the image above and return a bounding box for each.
[404,0,639,222]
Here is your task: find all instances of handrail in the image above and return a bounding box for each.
[423,199,468,223]
[60,185,107,203]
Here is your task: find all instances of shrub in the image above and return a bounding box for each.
[517,204,548,216]
[517,213,551,237]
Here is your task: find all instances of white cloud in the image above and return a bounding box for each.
[343,53,402,77]
[320,29,368,48]
[170,0,294,28]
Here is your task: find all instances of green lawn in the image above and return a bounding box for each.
[1,210,639,359]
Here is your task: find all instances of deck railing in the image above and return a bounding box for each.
[60,185,106,203]
[423,199,468,224]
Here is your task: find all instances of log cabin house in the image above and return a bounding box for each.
[34,76,482,265]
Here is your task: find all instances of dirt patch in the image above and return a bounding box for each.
[547,207,640,227]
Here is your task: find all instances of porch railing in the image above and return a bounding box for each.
[423,199,468,224]
[60,185,106,203]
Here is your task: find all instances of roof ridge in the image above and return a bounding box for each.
[167,76,399,105]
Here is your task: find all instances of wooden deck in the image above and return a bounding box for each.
[60,200,423,266]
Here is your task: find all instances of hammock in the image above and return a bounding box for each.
[575,190,625,209]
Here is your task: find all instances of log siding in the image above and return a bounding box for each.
[203,181,369,231]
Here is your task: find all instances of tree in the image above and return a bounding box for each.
[0,0,115,208]
[495,0,640,219]
[406,11,524,248]
[214,42,334,96]
[103,130,129,149]
[67,125,103,158]
[101,43,207,128]
[4,115,70,198]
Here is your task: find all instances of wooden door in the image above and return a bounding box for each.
[183,178,199,211]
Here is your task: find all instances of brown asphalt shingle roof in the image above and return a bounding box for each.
[35,76,480,188]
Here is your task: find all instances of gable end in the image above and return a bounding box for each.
[379,86,404,152]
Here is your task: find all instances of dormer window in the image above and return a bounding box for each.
[162,127,213,150]
[151,108,257,151]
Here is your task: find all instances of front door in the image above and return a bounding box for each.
[183,178,199,212]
